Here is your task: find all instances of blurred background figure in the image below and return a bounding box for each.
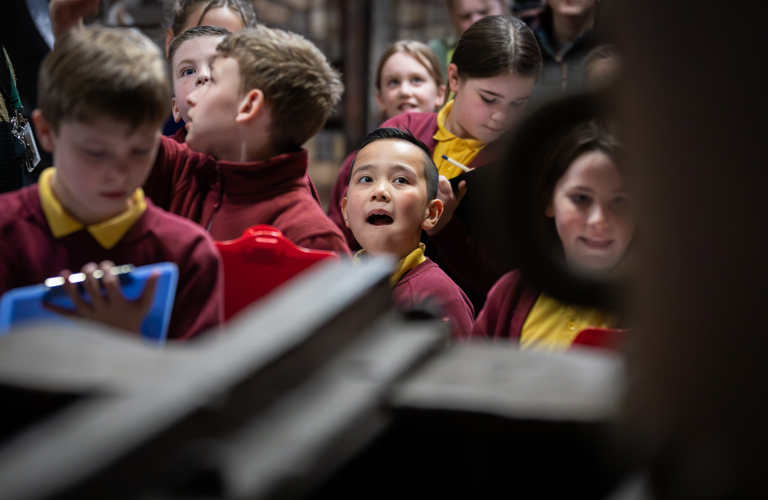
[521,0,599,94]
[582,44,620,89]
[428,0,512,78]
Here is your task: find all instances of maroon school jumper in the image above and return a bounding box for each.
[0,185,224,340]
[392,257,475,340]
[328,112,501,299]
[471,270,539,340]
[144,136,350,255]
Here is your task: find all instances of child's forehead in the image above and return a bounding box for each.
[173,36,224,67]
[355,139,429,176]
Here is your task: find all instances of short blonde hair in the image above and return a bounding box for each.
[217,26,344,151]
[38,27,170,132]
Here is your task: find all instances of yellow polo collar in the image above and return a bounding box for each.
[353,243,427,287]
[38,167,147,250]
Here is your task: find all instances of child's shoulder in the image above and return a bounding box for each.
[398,257,466,298]
[142,199,216,247]
[381,111,438,134]
[0,184,43,229]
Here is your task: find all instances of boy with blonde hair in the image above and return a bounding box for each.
[0,27,223,339]
[142,25,350,253]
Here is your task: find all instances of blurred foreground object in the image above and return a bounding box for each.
[616,0,768,498]
[0,257,625,499]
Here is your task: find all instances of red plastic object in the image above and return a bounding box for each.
[215,225,338,321]
[571,327,625,352]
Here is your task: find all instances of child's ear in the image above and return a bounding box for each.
[545,202,555,218]
[447,63,461,94]
[375,91,386,113]
[171,97,182,123]
[421,198,444,231]
[31,109,55,153]
[435,84,447,109]
[164,28,174,57]
[341,197,351,228]
[235,89,265,124]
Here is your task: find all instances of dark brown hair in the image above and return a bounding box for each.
[217,26,344,152]
[375,40,443,91]
[165,0,257,37]
[450,14,542,81]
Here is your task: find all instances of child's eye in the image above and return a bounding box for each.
[480,95,495,104]
[180,68,196,77]
[410,77,424,85]
[358,175,373,183]
[387,78,400,87]
[393,176,409,184]
[570,194,589,205]
[611,196,630,211]
[85,150,107,158]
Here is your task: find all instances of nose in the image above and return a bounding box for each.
[398,80,414,96]
[186,86,201,108]
[588,204,611,233]
[370,180,391,201]
[195,68,210,88]
[490,108,506,124]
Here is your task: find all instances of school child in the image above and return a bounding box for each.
[167,26,230,143]
[472,120,633,351]
[428,0,511,78]
[141,26,350,254]
[342,128,474,338]
[329,40,445,249]
[163,0,257,55]
[160,0,256,137]
[332,15,543,307]
[0,27,224,340]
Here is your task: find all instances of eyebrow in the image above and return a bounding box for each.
[479,88,532,102]
[175,58,197,70]
[352,163,419,177]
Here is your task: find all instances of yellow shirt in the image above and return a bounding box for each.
[432,100,487,179]
[520,293,617,352]
[38,167,147,250]
[353,243,426,287]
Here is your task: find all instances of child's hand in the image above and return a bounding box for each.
[427,176,467,236]
[47,261,158,334]
[50,0,99,42]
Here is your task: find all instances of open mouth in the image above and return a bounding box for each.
[398,102,418,111]
[366,213,394,226]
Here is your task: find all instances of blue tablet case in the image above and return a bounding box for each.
[0,263,179,345]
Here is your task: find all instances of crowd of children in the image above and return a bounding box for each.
[0,0,630,352]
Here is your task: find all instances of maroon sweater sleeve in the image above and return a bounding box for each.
[143,136,208,213]
[471,270,538,340]
[167,224,224,340]
[393,260,475,340]
[327,150,361,251]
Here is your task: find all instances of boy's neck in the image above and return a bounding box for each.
[551,9,594,48]
[215,137,278,163]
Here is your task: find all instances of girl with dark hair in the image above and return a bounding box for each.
[472,119,634,349]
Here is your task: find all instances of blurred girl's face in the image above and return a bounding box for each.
[186,5,244,33]
[546,150,634,273]
[376,52,445,120]
[446,63,535,143]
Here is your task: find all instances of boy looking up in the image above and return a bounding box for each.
[142,26,350,254]
[167,25,230,143]
[0,27,224,340]
[341,128,474,338]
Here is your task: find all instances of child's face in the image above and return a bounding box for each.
[171,35,224,124]
[451,0,507,35]
[546,150,634,274]
[448,66,535,143]
[342,139,440,259]
[185,55,242,158]
[547,0,597,18]
[34,114,160,224]
[376,52,444,119]
[183,6,245,34]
